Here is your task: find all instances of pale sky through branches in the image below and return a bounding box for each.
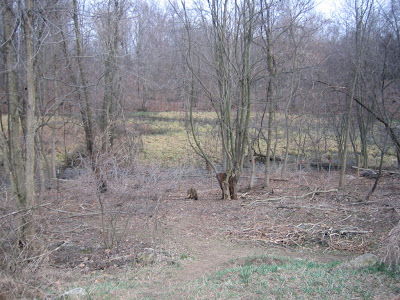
[162,0,342,17]
[316,0,342,16]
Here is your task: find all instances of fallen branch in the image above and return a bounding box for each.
[0,203,51,220]
[349,201,380,206]
[277,205,360,213]
[277,205,339,212]
[270,178,290,182]
[108,254,134,262]
[352,166,400,175]
[338,229,372,235]
[242,189,338,206]
[22,241,67,263]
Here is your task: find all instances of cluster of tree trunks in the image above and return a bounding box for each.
[216,171,238,200]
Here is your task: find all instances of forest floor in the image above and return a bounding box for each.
[1,166,400,299]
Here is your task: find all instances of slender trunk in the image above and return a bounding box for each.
[358,106,369,168]
[366,146,385,200]
[22,0,38,246]
[101,0,120,151]
[72,0,95,157]
[339,81,355,188]
[281,58,297,178]
[222,140,228,170]
[264,80,274,188]
[263,3,275,189]
[36,133,45,204]
[282,115,291,177]
[2,1,26,207]
[396,149,400,170]
[51,112,57,179]
[247,137,255,190]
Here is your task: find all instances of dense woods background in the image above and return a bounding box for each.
[0,0,400,297]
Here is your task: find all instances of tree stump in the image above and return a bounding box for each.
[187,187,198,200]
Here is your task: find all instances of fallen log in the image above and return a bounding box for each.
[351,166,400,175]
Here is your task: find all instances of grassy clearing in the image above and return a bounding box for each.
[171,256,399,300]
[58,255,399,299]
[21,111,395,169]
[131,111,397,168]
[134,112,221,166]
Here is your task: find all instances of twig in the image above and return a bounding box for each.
[22,241,67,263]
[242,189,338,206]
[44,206,134,217]
[394,208,400,217]
[340,215,352,222]
[349,201,380,205]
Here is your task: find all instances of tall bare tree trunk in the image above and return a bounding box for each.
[262,1,276,189]
[51,82,58,179]
[281,44,298,178]
[72,0,95,157]
[100,0,122,152]
[264,88,274,188]
[247,137,255,190]
[1,1,26,210]
[22,0,38,247]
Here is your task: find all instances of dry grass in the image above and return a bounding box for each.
[384,219,400,270]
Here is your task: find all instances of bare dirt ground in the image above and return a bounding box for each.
[1,166,400,298]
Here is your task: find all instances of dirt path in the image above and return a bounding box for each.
[135,203,268,299]
[168,231,263,283]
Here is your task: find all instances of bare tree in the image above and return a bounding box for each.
[1,0,28,246]
[178,0,257,199]
[96,0,126,151]
[259,0,317,186]
[72,0,96,158]
[339,0,374,187]
[260,0,277,188]
[0,0,39,249]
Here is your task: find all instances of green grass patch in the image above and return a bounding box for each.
[172,255,399,299]
[55,255,399,299]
